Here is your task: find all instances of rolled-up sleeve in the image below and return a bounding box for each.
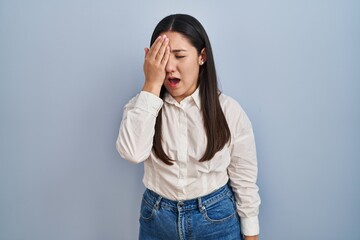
[116,91,163,163]
[226,100,261,236]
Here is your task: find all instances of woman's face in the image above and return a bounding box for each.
[162,31,205,103]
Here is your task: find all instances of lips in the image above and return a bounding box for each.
[167,77,180,87]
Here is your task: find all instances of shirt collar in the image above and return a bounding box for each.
[164,87,201,109]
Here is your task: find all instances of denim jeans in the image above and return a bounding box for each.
[139,183,242,240]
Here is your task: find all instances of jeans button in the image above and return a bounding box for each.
[178,201,184,207]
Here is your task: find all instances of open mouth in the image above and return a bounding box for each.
[168,77,180,87]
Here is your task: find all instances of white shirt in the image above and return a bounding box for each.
[116,88,260,236]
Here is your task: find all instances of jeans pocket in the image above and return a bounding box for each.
[140,197,157,221]
[202,195,236,223]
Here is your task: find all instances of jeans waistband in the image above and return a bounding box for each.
[142,183,233,211]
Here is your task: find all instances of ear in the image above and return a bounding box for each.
[199,48,207,65]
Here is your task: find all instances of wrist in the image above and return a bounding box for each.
[243,235,259,240]
[142,82,163,97]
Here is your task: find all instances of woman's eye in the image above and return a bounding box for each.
[175,56,186,59]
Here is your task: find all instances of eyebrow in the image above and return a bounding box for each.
[171,49,187,53]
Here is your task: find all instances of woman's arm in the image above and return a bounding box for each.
[116,35,170,163]
[225,98,261,237]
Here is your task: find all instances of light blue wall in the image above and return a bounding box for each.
[1,1,359,239]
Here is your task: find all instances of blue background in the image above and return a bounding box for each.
[1,1,359,239]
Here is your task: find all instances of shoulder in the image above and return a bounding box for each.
[219,92,252,130]
[219,92,245,115]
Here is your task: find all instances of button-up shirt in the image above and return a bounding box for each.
[116,88,260,236]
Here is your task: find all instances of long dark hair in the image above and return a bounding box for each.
[151,14,231,165]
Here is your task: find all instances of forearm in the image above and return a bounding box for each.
[228,126,260,235]
[116,91,163,163]
[227,105,261,236]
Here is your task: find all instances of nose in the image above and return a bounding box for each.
[165,56,175,74]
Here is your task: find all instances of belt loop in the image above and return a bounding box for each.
[197,197,205,212]
[154,195,162,210]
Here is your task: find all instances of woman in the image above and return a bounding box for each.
[116,14,260,240]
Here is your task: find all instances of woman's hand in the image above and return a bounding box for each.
[142,35,170,96]
[244,235,259,240]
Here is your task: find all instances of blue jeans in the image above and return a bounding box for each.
[139,183,242,240]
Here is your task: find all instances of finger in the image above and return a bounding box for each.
[144,48,149,58]
[156,37,169,62]
[161,46,170,67]
[147,36,162,58]
[148,35,166,59]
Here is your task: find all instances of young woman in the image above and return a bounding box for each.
[116,14,260,240]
